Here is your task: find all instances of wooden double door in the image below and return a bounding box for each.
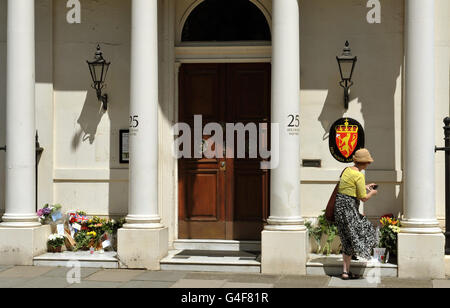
[178,63,271,240]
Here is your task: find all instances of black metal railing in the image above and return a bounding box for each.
[435,117,450,255]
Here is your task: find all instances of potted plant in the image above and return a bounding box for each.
[378,214,401,263]
[47,234,65,253]
[38,204,63,225]
[306,212,341,256]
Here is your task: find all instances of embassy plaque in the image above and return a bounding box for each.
[329,118,365,163]
[120,129,129,164]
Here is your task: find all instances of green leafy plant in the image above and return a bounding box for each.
[72,216,125,251]
[74,231,95,251]
[379,214,401,257]
[306,211,340,256]
[47,234,65,249]
[305,221,323,253]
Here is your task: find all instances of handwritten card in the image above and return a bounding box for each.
[57,224,65,236]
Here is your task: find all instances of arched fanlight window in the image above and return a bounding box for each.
[182,0,271,42]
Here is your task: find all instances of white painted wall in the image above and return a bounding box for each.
[435,0,450,224]
[36,0,54,210]
[298,0,404,220]
[52,0,132,216]
[0,0,448,238]
[0,0,6,216]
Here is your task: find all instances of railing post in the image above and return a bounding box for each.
[444,117,450,255]
[436,117,450,254]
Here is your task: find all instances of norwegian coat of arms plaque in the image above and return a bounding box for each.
[329,118,365,163]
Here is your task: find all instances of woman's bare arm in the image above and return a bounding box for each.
[360,189,378,202]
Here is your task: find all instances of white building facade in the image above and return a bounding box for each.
[0,0,449,278]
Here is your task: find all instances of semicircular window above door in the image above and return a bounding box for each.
[182,0,271,42]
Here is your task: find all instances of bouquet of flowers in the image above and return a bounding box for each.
[71,215,125,252]
[47,234,65,253]
[37,204,63,224]
[379,214,401,257]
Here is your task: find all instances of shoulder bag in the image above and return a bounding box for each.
[325,168,348,222]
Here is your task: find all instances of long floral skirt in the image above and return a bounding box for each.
[334,193,377,259]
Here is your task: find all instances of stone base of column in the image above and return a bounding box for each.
[117,227,168,270]
[0,225,51,265]
[261,230,307,275]
[398,233,445,279]
[445,256,450,277]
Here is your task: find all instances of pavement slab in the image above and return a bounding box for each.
[43,266,100,279]
[120,280,176,288]
[133,270,188,282]
[67,281,125,288]
[183,272,279,284]
[0,266,54,278]
[379,277,433,288]
[221,282,273,288]
[0,265,13,273]
[275,275,330,288]
[171,279,227,288]
[85,269,146,282]
[328,276,379,288]
[17,277,70,288]
[0,278,29,288]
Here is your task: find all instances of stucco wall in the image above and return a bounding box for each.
[0,0,448,239]
[435,0,450,223]
[0,0,5,216]
[52,0,131,217]
[51,0,175,241]
[298,0,404,220]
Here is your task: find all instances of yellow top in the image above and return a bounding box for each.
[338,168,367,199]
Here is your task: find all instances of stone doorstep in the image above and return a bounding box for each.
[307,254,398,278]
[173,240,261,252]
[33,251,119,269]
[160,249,262,273]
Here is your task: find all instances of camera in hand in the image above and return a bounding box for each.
[372,185,379,190]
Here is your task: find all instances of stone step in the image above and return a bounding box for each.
[33,251,119,269]
[306,254,398,277]
[173,240,261,252]
[160,249,261,273]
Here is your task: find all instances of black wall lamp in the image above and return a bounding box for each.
[87,44,111,111]
[337,41,357,109]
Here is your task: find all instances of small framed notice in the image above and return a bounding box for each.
[120,129,130,164]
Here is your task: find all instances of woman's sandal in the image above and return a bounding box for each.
[341,271,361,280]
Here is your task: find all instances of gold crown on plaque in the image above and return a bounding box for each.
[336,119,358,134]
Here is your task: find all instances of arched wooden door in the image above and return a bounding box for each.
[178,63,271,240]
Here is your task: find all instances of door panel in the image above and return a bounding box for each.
[227,63,271,240]
[178,64,226,239]
[178,63,270,240]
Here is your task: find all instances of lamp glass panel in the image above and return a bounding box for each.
[103,63,110,82]
[339,60,354,80]
[92,63,105,83]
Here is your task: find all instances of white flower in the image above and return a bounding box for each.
[48,234,64,241]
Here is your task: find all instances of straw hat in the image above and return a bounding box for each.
[353,148,374,163]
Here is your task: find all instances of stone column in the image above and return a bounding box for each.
[261,0,307,275]
[117,0,168,270]
[399,0,445,279]
[0,0,50,265]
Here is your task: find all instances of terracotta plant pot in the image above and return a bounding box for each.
[48,246,62,253]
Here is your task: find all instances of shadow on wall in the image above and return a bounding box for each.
[300,0,404,218]
[52,0,132,217]
[72,91,107,148]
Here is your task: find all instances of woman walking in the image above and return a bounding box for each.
[335,148,378,280]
